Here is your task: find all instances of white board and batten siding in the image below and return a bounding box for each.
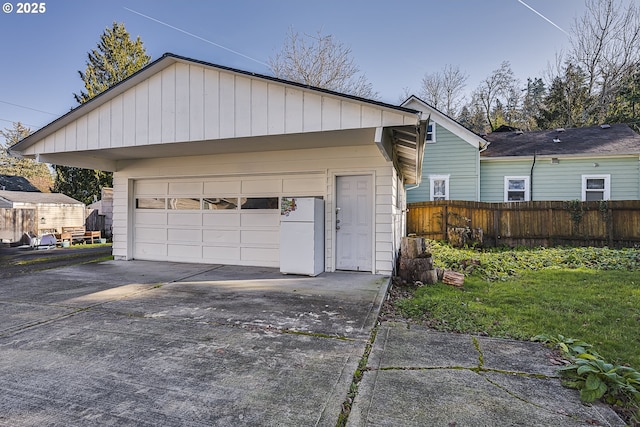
[112,145,401,274]
[25,61,417,157]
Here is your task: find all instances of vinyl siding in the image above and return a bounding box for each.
[480,156,640,202]
[112,144,399,274]
[407,123,479,202]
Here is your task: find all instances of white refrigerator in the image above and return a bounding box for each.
[280,197,325,276]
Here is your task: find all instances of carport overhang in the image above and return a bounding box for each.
[26,123,426,185]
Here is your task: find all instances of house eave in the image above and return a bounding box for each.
[481,152,640,161]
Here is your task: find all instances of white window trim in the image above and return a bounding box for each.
[504,176,530,202]
[429,174,449,201]
[581,174,610,201]
[426,122,437,143]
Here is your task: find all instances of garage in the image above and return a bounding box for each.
[133,174,325,266]
[12,53,426,274]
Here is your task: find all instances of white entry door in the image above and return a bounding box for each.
[335,175,373,271]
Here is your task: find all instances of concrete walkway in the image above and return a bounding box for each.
[0,259,626,426]
[349,323,625,427]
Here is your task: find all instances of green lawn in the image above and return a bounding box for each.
[396,244,640,370]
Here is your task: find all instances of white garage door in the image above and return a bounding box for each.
[133,175,324,266]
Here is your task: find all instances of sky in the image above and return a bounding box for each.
[0,0,598,136]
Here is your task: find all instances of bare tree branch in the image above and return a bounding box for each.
[268,28,377,99]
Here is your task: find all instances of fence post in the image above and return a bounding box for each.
[607,206,614,247]
[442,204,448,242]
[493,208,500,246]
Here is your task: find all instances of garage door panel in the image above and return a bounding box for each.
[136,181,167,195]
[136,227,167,242]
[134,176,303,267]
[203,229,240,244]
[135,211,167,226]
[203,180,241,194]
[241,230,279,245]
[203,213,240,227]
[168,228,202,242]
[169,181,203,194]
[240,212,280,227]
[241,247,279,263]
[241,179,282,194]
[168,212,202,226]
[168,244,202,259]
[135,242,167,258]
[203,246,241,261]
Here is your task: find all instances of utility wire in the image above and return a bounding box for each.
[0,100,57,116]
[124,7,270,68]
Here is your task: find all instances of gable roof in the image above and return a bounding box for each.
[0,175,40,192]
[400,96,488,149]
[10,53,425,184]
[0,190,84,205]
[482,124,640,158]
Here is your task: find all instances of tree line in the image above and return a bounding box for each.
[415,0,640,134]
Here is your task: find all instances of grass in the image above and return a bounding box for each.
[396,244,640,370]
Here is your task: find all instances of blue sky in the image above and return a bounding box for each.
[0,0,594,134]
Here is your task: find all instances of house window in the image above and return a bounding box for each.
[582,175,610,201]
[504,176,530,202]
[426,122,436,143]
[429,175,449,201]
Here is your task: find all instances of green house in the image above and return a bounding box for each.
[403,95,640,203]
[481,124,640,202]
[402,96,487,203]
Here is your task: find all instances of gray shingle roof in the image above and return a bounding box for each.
[0,175,40,192]
[481,124,640,158]
[0,190,84,205]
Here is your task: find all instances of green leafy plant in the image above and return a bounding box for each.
[564,199,586,229]
[534,335,640,422]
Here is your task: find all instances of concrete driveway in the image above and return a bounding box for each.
[0,260,387,426]
[0,258,625,426]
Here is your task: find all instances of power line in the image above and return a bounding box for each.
[0,118,40,129]
[124,7,270,68]
[0,100,57,116]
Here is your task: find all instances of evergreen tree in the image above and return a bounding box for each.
[54,22,150,204]
[605,64,640,128]
[74,22,151,104]
[521,78,546,130]
[537,63,593,129]
[1,122,53,192]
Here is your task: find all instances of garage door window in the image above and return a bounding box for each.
[168,198,201,210]
[240,197,279,209]
[203,197,238,210]
[136,198,166,209]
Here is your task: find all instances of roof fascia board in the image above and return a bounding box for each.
[481,153,640,161]
[401,96,485,149]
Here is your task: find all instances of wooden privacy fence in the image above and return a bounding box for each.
[407,200,640,248]
[0,208,36,243]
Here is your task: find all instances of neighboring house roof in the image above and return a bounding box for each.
[0,190,84,205]
[482,124,640,158]
[10,53,426,185]
[0,175,40,192]
[400,96,489,149]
